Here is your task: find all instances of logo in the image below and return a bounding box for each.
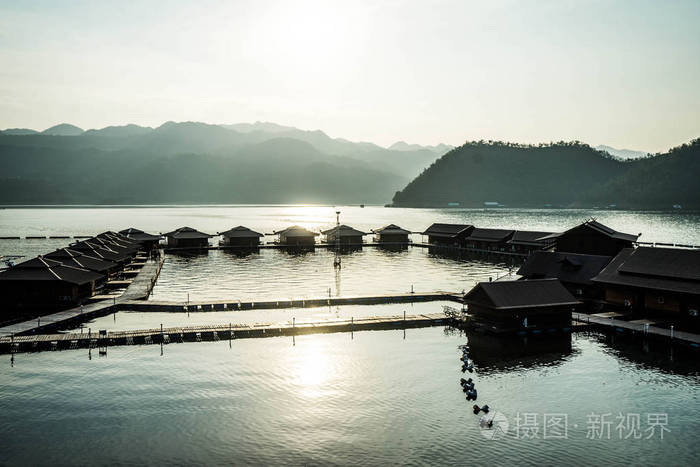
[480,411,509,440]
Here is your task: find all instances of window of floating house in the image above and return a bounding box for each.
[576,288,583,296]
[689,309,698,317]
[657,296,665,304]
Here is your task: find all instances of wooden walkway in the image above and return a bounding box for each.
[123,291,462,313]
[573,313,700,346]
[0,313,449,354]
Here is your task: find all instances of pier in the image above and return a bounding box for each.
[573,312,700,346]
[0,313,448,354]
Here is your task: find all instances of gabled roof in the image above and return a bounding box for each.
[92,235,140,252]
[70,241,130,262]
[464,279,579,310]
[517,251,613,286]
[45,248,118,273]
[219,226,264,238]
[0,256,104,285]
[164,226,214,239]
[372,224,411,235]
[321,225,367,236]
[507,231,556,246]
[422,223,473,237]
[466,228,515,243]
[273,225,319,237]
[119,228,162,241]
[550,220,639,243]
[592,247,700,294]
[96,231,140,247]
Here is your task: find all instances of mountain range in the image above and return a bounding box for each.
[0,121,449,204]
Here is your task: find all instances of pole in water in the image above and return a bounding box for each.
[670,325,674,339]
[411,284,414,294]
[404,310,406,321]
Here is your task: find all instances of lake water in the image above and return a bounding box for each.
[1,206,699,465]
[1,328,698,465]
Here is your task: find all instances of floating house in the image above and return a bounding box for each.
[464,228,515,252]
[506,230,556,254]
[544,220,638,256]
[517,251,612,300]
[119,228,162,250]
[322,225,367,246]
[422,223,474,246]
[372,224,411,244]
[164,227,213,249]
[45,248,119,277]
[219,226,264,247]
[0,257,104,311]
[592,247,700,323]
[274,225,319,247]
[463,279,579,333]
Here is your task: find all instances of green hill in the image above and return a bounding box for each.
[392,139,700,209]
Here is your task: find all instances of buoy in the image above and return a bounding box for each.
[472,404,480,414]
[481,404,490,413]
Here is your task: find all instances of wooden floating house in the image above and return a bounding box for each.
[164,227,213,249]
[219,226,264,247]
[592,247,700,326]
[44,248,120,277]
[274,225,319,247]
[422,223,474,246]
[517,251,613,301]
[119,228,162,250]
[372,224,411,244]
[463,228,515,252]
[0,257,104,312]
[506,230,556,254]
[464,279,579,333]
[544,220,639,256]
[321,225,367,246]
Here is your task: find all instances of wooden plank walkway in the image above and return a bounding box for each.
[123,291,462,312]
[0,313,449,354]
[573,314,700,346]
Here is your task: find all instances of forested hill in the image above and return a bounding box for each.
[391,139,700,209]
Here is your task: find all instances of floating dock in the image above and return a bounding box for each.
[0,313,449,354]
[573,313,700,346]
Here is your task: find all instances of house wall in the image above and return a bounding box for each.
[169,237,209,248]
[377,233,409,244]
[223,237,260,247]
[281,234,316,246]
[327,234,363,245]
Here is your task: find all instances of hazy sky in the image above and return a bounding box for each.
[1,0,698,151]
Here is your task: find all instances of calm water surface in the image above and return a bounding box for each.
[0,328,698,465]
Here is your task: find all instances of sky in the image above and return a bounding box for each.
[0,0,699,152]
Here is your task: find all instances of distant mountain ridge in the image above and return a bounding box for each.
[595,145,649,160]
[0,120,448,204]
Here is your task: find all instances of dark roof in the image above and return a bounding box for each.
[466,228,515,243]
[464,279,579,310]
[93,236,139,252]
[119,228,162,241]
[517,251,613,285]
[0,256,103,285]
[70,241,130,262]
[321,225,367,236]
[547,220,638,243]
[273,225,319,237]
[97,231,141,246]
[507,230,556,246]
[164,227,214,239]
[592,247,700,295]
[372,224,411,235]
[422,223,473,237]
[219,226,264,238]
[44,248,118,273]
